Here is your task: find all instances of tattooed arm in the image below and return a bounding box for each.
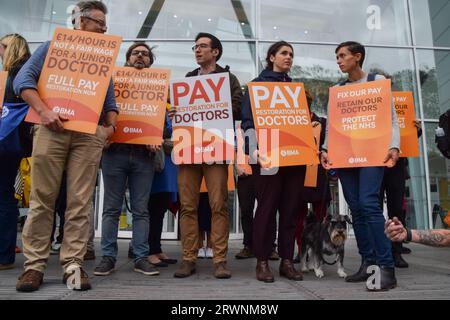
[413,230,450,247]
[385,217,450,247]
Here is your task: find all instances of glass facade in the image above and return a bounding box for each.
[2,0,450,234]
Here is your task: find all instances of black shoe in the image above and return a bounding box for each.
[366,266,397,291]
[401,246,411,254]
[134,259,159,276]
[394,254,409,268]
[345,260,374,283]
[94,256,115,276]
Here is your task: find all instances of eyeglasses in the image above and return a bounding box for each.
[131,50,150,57]
[82,15,107,28]
[191,44,210,51]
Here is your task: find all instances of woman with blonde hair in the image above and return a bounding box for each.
[0,33,31,270]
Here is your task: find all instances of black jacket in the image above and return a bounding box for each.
[186,64,243,121]
[240,69,291,154]
[4,63,33,157]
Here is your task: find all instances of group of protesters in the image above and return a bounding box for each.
[2,0,450,295]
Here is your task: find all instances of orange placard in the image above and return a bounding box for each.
[328,79,392,168]
[392,91,419,157]
[111,67,170,145]
[170,73,235,164]
[200,165,235,192]
[304,121,322,187]
[25,28,122,134]
[248,82,318,168]
[0,71,7,110]
[235,121,252,175]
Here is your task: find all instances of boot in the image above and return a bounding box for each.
[345,260,374,282]
[366,266,397,291]
[256,260,274,283]
[279,259,303,281]
[393,253,409,268]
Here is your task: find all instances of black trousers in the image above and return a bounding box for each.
[380,158,406,254]
[148,192,171,255]
[252,165,305,260]
[237,175,256,248]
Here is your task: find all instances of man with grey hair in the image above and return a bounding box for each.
[14,1,117,292]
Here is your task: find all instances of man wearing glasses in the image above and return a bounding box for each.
[14,1,117,292]
[172,32,243,279]
[94,42,160,278]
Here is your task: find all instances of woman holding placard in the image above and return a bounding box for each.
[320,41,400,291]
[0,33,31,270]
[241,41,305,283]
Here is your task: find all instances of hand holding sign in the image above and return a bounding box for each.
[41,109,68,132]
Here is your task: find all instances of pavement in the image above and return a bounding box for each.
[1,238,450,300]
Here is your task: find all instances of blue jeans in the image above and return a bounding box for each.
[0,155,21,264]
[100,145,155,262]
[338,166,394,267]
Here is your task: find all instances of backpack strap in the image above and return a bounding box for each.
[367,73,376,82]
[339,73,377,86]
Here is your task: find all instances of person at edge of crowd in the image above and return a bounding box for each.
[13,1,118,292]
[320,41,400,291]
[49,172,96,261]
[128,110,179,267]
[94,42,159,277]
[0,33,31,271]
[197,193,214,259]
[169,32,243,279]
[293,90,331,263]
[385,217,450,247]
[49,172,67,255]
[234,154,280,261]
[379,119,422,268]
[241,40,305,283]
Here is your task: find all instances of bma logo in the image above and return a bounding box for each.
[194,146,214,154]
[367,5,381,30]
[123,127,142,134]
[281,149,299,157]
[53,106,75,117]
[348,157,368,164]
[1,106,9,118]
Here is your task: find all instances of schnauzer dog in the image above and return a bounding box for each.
[300,212,350,279]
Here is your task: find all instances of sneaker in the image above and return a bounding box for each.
[174,260,196,278]
[0,263,14,270]
[235,246,254,259]
[16,269,44,292]
[134,258,160,276]
[197,247,206,259]
[269,248,280,261]
[94,256,115,276]
[214,261,231,279]
[205,247,213,259]
[62,266,91,291]
[83,249,96,261]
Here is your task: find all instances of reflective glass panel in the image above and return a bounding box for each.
[260,0,411,45]
[417,49,450,119]
[411,0,450,47]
